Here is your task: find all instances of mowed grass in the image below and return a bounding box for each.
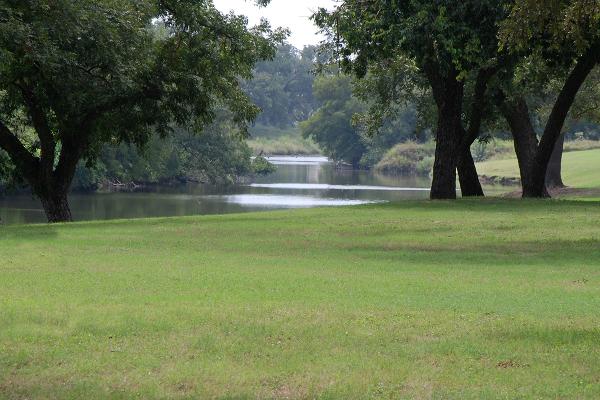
[477,148,600,188]
[2,200,600,399]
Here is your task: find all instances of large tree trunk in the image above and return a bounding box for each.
[495,45,598,198]
[31,139,81,223]
[498,97,549,197]
[545,132,565,188]
[430,122,460,199]
[457,149,484,197]
[527,44,599,197]
[455,67,497,198]
[429,74,464,200]
[39,190,72,223]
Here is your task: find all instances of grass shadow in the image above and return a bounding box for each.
[0,223,59,241]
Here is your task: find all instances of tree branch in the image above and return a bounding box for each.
[16,83,57,175]
[77,85,162,132]
[52,136,83,193]
[461,66,498,149]
[0,120,39,183]
[421,59,445,109]
[537,43,600,166]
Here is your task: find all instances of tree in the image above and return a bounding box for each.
[545,67,600,189]
[243,44,318,128]
[301,74,366,167]
[314,1,509,199]
[497,0,600,197]
[0,0,283,222]
[72,120,254,191]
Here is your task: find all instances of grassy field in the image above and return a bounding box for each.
[2,200,600,399]
[477,148,600,188]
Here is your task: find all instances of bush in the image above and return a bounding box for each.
[471,140,514,162]
[71,126,253,191]
[251,156,277,175]
[374,141,435,176]
[564,138,600,152]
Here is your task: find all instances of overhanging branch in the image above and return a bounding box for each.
[537,42,600,163]
[0,120,40,183]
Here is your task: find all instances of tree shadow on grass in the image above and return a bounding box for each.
[489,326,600,346]
[343,238,600,267]
[0,224,58,241]
[384,198,600,214]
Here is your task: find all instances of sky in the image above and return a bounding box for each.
[212,0,336,49]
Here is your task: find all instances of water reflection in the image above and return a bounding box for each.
[0,156,432,225]
[264,156,329,165]
[249,183,430,191]
[219,194,380,207]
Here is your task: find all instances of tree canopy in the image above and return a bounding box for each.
[314,0,600,199]
[243,44,318,128]
[314,0,509,199]
[301,74,366,167]
[0,0,284,222]
[493,0,600,197]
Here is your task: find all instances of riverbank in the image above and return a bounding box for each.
[0,156,432,224]
[374,140,600,191]
[477,147,600,189]
[247,135,321,155]
[2,200,600,398]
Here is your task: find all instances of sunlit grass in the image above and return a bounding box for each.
[1,200,600,399]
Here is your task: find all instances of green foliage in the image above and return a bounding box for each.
[0,149,12,189]
[0,0,284,211]
[374,141,435,176]
[250,155,276,175]
[351,57,429,139]
[72,125,253,190]
[500,0,600,54]
[314,1,508,79]
[301,75,366,166]
[494,1,600,141]
[301,73,420,168]
[1,0,267,141]
[358,105,420,168]
[568,67,600,130]
[312,0,509,196]
[471,140,516,162]
[243,44,318,129]
[373,139,524,177]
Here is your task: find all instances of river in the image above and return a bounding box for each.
[0,156,432,225]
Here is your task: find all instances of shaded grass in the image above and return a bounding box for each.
[477,148,600,188]
[2,200,600,398]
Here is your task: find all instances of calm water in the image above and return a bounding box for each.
[0,156,432,225]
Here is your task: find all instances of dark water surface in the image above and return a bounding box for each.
[0,156,432,225]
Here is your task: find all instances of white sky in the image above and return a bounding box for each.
[213,0,336,49]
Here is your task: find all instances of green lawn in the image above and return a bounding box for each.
[2,201,600,399]
[477,148,600,188]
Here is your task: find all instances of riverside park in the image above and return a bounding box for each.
[2,0,600,398]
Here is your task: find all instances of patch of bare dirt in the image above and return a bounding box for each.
[497,360,528,369]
